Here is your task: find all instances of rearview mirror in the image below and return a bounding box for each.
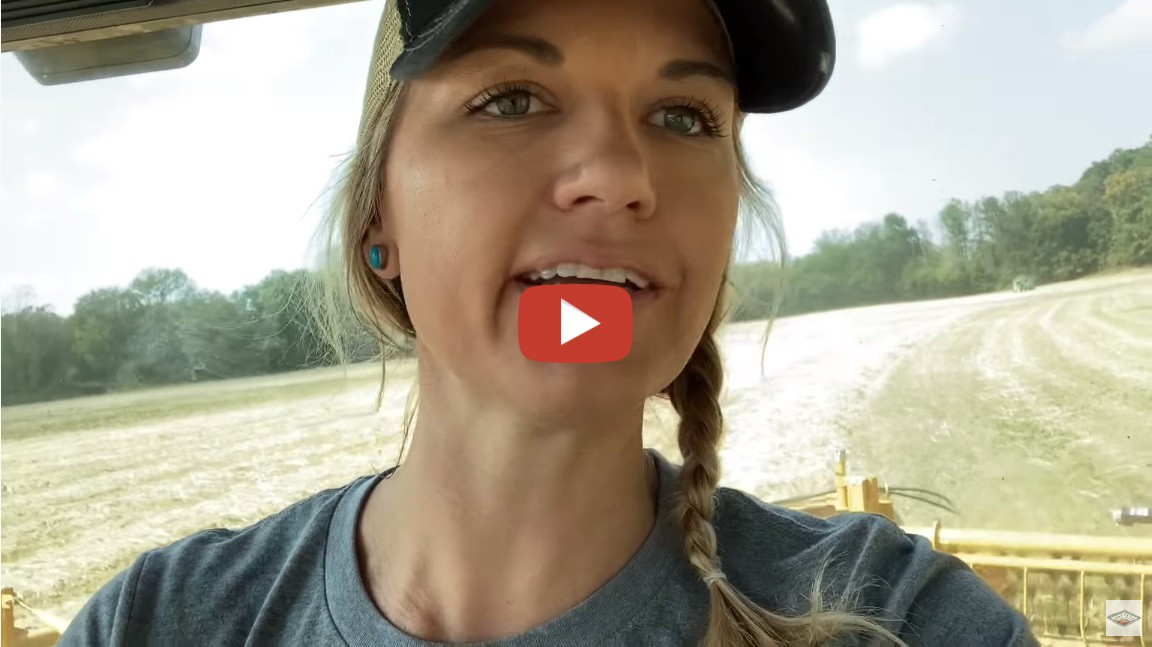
[14,26,201,85]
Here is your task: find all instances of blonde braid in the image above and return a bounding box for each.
[667,308,907,647]
[669,310,781,646]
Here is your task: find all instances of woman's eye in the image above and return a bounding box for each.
[650,106,705,136]
[482,90,536,117]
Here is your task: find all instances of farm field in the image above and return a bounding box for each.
[2,270,1150,624]
[718,270,1152,539]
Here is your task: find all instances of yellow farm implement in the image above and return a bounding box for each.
[3,452,1149,646]
[782,451,1151,646]
[2,589,64,647]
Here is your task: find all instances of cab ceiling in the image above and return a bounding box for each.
[2,0,361,52]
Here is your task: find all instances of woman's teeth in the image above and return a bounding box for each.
[524,263,650,290]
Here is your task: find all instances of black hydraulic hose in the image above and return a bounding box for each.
[886,486,957,510]
[888,490,960,515]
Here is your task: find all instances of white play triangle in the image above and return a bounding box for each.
[559,298,600,345]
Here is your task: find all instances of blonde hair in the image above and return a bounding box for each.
[311,2,908,645]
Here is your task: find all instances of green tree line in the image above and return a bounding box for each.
[1,268,384,406]
[732,136,1152,319]
[3,138,1150,406]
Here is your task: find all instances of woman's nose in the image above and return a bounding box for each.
[551,111,657,221]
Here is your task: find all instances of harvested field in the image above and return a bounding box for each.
[2,270,1150,624]
[838,273,1152,537]
[717,271,1152,541]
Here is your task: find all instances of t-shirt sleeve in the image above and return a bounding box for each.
[892,535,1040,647]
[56,554,148,647]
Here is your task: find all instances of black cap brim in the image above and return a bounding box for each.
[389,0,499,83]
[389,0,835,114]
[712,0,835,113]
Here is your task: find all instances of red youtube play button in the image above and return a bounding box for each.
[518,284,633,363]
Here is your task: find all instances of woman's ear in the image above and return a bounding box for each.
[363,214,401,280]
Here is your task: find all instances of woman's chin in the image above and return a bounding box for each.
[507,362,652,419]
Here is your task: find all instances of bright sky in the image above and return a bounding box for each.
[2,0,1151,314]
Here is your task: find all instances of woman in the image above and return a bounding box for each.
[61,0,1039,644]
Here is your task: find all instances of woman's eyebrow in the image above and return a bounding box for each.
[448,34,732,86]
[659,59,734,86]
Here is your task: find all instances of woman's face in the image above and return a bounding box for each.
[379,0,741,416]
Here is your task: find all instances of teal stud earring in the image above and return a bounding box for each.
[369,246,384,270]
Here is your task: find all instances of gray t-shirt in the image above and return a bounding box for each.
[60,451,1037,646]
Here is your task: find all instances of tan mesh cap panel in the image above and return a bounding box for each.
[358,0,405,146]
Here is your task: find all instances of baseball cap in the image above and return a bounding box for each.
[357,0,835,142]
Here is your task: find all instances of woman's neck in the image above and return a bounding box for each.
[356,371,658,643]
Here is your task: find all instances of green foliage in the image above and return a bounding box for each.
[1103,168,1152,266]
[1,306,75,405]
[729,137,1152,320]
[71,287,144,386]
[2,268,384,406]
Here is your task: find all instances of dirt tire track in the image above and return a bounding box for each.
[845,273,1152,536]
